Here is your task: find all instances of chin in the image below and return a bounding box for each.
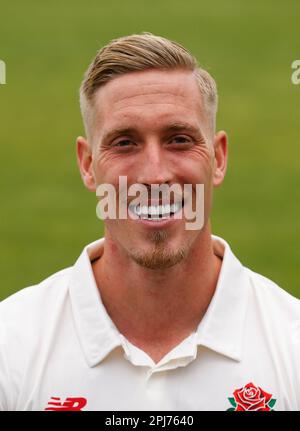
[128,233,189,270]
[130,246,187,270]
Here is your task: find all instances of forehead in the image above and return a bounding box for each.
[93,69,206,130]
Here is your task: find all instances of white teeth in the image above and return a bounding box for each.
[164,204,170,214]
[148,206,158,215]
[141,205,148,216]
[129,202,182,219]
[171,202,181,213]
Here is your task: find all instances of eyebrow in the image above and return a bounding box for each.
[102,122,205,144]
[102,127,137,144]
[162,122,204,136]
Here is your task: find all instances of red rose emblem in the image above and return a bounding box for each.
[227,382,276,411]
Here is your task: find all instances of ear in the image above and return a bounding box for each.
[76,136,97,192]
[212,130,228,187]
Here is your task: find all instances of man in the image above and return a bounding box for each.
[0,33,300,411]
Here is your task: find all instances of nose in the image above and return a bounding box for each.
[136,140,173,186]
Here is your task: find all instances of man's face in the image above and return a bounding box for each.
[77,69,227,269]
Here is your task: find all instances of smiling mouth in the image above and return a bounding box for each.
[128,200,184,220]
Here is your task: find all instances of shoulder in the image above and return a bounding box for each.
[245,267,300,314]
[244,267,300,353]
[0,267,74,410]
[0,266,73,325]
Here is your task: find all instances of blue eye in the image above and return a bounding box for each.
[171,136,192,144]
[111,139,138,152]
[115,140,133,147]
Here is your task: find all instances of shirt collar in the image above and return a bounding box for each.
[195,235,250,362]
[69,235,249,368]
[69,238,122,367]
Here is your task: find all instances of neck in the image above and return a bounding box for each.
[92,223,222,363]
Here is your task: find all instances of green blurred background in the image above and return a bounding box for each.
[0,0,299,300]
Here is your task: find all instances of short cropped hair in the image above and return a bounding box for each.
[79,32,218,141]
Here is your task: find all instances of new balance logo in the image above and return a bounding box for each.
[45,397,87,411]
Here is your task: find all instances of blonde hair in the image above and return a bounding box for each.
[79,32,218,141]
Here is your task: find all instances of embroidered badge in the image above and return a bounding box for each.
[227,382,276,411]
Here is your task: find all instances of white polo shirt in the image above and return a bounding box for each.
[0,235,300,411]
